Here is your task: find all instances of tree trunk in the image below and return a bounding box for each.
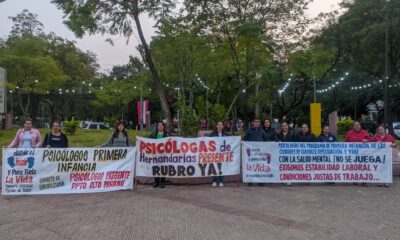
[254,83,260,118]
[132,2,173,131]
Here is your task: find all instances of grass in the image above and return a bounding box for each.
[0,128,151,161]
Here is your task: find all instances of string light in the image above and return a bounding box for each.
[278,74,293,95]
[316,72,349,94]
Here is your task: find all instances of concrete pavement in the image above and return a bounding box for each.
[1,179,400,240]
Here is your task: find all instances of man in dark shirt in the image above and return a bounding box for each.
[243,118,268,141]
[243,118,269,186]
[295,123,315,142]
[317,126,337,142]
[263,119,278,141]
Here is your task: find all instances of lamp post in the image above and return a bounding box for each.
[384,0,390,129]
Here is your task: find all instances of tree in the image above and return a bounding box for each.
[305,0,400,132]
[0,10,68,118]
[182,0,312,120]
[51,0,176,130]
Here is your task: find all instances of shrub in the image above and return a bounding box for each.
[337,118,354,135]
[63,117,80,135]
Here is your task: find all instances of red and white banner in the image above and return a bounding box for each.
[136,136,241,177]
[242,142,392,183]
[137,99,148,125]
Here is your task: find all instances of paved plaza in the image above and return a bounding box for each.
[1,178,400,240]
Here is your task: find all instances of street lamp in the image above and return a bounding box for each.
[384,0,390,129]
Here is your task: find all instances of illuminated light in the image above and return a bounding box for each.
[336,82,339,84]
[345,72,349,75]
[368,84,371,87]
[379,80,383,83]
[340,78,344,81]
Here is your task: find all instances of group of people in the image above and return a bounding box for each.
[244,118,397,147]
[7,117,397,188]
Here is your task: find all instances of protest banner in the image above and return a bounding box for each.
[135,136,241,177]
[242,142,392,183]
[2,147,135,195]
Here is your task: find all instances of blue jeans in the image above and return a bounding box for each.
[212,176,224,184]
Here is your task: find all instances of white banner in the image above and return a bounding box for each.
[136,136,241,177]
[242,142,392,183]
[2,147,135,195]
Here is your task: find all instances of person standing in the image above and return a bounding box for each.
[372,125,397,187]
[295,123,316,142]
[149,121,170,188]
[209,121,226,187]
[372,125,397,147]
[8,118,42,148]
[263,119,277,141]
[101,121,130,147]
[43,121,69,148]
[345,121,371,142]
[277,121,296,186]
[317,126,337,142]
[277,121,296,142]
[345,121,371,186]
[243,118,268,141]
[244,118,268,186]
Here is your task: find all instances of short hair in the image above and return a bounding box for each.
[25,118,32,123]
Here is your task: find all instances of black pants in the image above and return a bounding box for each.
[154,177,166,186]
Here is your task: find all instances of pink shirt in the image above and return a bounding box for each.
[372,133,397,146]
[9,128,42,148]
[345,129,371,142]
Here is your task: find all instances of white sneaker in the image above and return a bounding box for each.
[212,182,217,187]
[218,183,224,187]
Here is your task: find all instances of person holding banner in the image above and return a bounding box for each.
[373,125,396,187]
[317,126,337,142]
[101,121,130,147]
[345,121,371,187]
[295,123,315,142]
[372,125,397,148]
[345,121,371,142]
[8,118,42,148]
[149,121,170,188]
[244,118,269,186]
[42,121,69,148]
[209,121,226,187]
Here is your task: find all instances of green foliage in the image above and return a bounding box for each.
[337,118,354,135]
[180,107,199,137]
[209,104,227,127]
[63,117,79,135]
[104,116,117,128]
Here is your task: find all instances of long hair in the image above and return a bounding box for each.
[113,121,127,138]
[51,120,62,133]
